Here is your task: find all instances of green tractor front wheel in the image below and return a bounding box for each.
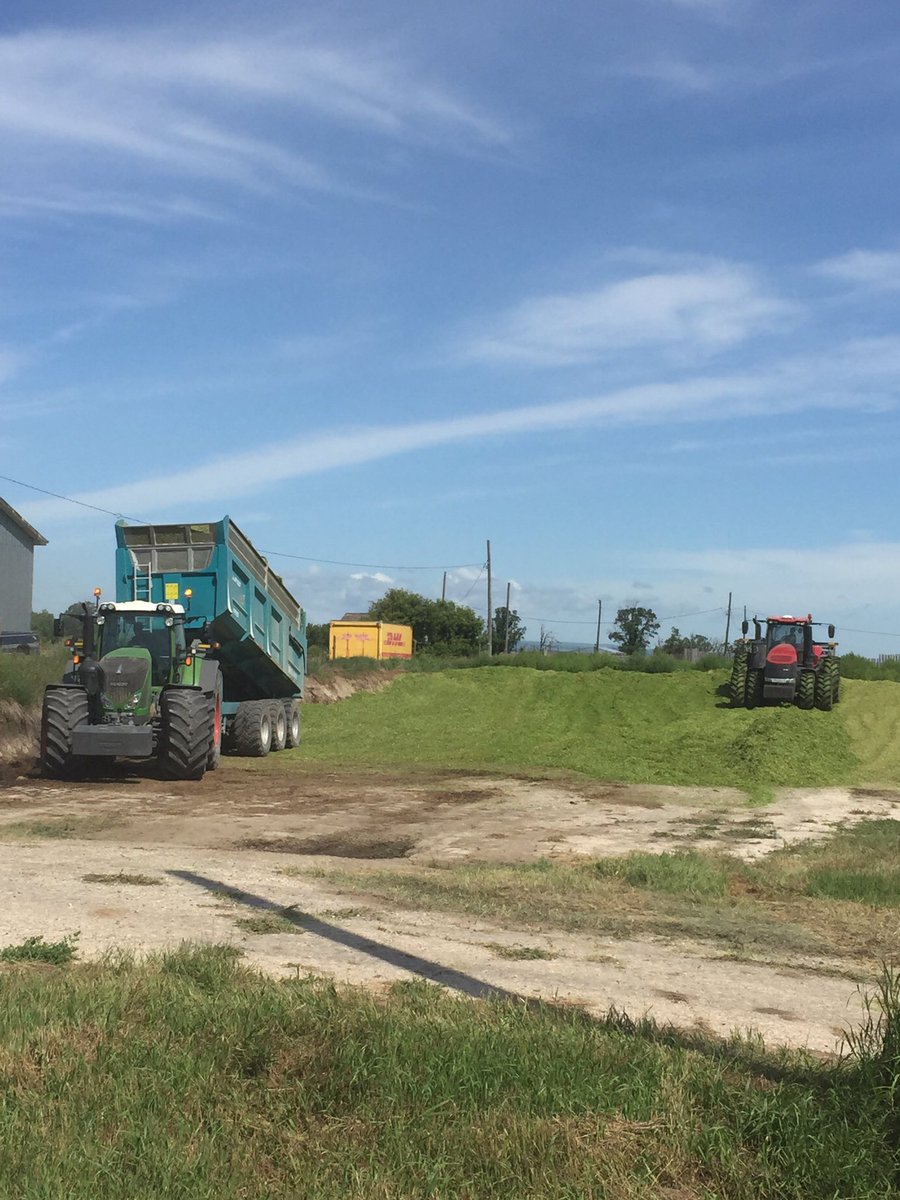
[158,688,210,781]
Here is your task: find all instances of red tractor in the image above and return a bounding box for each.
[730,614,840,710]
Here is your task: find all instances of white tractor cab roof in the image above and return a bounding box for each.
[98,601,187,616]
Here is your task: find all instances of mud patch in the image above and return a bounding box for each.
[238,833,417,859]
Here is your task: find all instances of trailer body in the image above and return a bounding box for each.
[115,518,307,718]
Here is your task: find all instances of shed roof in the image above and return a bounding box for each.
[0,497,48,547]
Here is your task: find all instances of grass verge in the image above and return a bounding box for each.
[0,943,896,1198]
[0,646,68,707]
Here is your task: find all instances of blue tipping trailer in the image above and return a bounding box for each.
[115,517,306,754]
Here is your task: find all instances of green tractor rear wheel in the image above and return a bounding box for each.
[796,671,815,710]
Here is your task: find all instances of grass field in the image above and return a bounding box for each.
[302,819,900,970]
[0,944,897,1199]
[294,667,900,792]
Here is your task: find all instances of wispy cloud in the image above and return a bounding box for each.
[814,247,900,291]
[0,24,509,221]
[19,334,900,527]
[456,262,795,366]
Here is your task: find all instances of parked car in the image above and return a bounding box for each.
[0,632,40,655]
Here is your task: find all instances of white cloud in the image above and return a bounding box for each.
[814,248,900,291]
[0,24,509,220]
[458,263,794,366]
[349,571,394,584]
[615,57,721,92]
[18,332,900,529]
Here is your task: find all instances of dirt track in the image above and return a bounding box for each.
[2,760,899,1052]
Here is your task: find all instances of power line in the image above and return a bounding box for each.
[0,473,145,522]
[261,548,484,571]
[0,473,482,573]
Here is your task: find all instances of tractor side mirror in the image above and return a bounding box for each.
[828,624,835,639]
[741,620,749,636]
[53,617,64,639]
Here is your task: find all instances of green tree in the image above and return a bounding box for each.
[492,606,526,653]
[306,622,330,651]
[660,627,715,656]
[368,588,484,656]
[31,610,56,641]
[609,606,660,655]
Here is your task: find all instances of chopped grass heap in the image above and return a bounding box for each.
[0,943,897,1198]
[295,667,870,791]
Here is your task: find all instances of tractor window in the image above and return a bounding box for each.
[98,614,185,684]
[768,625,804,650]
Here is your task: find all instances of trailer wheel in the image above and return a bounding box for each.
[814,668,833,711]
[270,703,287,752]
[159,689,209,781]
[232,700,273,757]
[41,687,89,778]
[796,671,815,710]
[206,672,223,771]
[284,702,301,748]
[744,669,764,709]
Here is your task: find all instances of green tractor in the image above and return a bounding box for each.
[41,599,221,780]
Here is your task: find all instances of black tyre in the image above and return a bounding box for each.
[232,700,273,758]
[270,703,287,752]
[729,657,748,708]
[206,672,223,771]
[158,688,209,781]
[825,659,841,705]
[41,687,89,778]
[744,669,764,709]
[284,701,301,748]
[814,667,833,712]
[796,671,815,710]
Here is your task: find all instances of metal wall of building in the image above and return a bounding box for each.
[0,510,36,633]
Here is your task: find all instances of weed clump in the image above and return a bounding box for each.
[0,933,78,965]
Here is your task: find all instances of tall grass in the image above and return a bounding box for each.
[0,645,68,707]
[0,943,896,1198]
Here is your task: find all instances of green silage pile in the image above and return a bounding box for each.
[297,667,869,791]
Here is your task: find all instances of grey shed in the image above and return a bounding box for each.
[0,498,48,633]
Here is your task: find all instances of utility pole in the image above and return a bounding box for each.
[594,599,602,654]
[486,539,493,656]
[503,580,511,653]
[723,591,733,651]
[441,571,447,602]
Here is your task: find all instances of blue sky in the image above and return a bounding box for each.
[4,0,900,653]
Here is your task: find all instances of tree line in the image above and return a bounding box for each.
[306,593,716,659]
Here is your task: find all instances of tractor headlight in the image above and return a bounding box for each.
[131,690,143,705]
